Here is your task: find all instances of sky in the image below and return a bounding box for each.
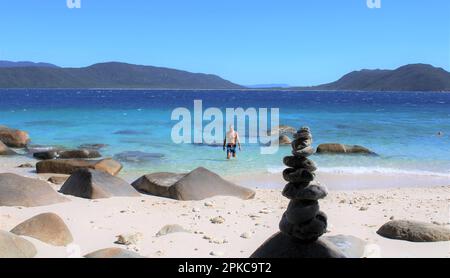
[0,0,449,86]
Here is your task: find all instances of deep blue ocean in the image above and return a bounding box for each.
[1,89,449,178]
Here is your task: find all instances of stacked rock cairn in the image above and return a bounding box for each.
[279,126,328,242]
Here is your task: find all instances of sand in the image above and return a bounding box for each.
[0,156,449,258]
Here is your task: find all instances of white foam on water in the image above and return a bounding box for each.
[319,166,450,178]
[266,165,284,174]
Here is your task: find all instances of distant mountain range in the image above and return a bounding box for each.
[296,64,450,92]
[0,62,242,89]
[0,60,59,68]
[0,61,448,91]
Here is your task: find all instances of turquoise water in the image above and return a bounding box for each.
[0,89,449,178]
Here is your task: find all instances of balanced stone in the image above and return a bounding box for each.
[292,146,315,157]
[283,156,317,172]
[251,126,344,258]
[282,182,328,201]
[282,168,315,183]
[279,212,327,242]
[291,138,312,150]
[285,200,319,224]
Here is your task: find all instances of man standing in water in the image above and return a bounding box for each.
[223,125,241,159]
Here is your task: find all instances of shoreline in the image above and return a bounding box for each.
[1,155,450,191]
[1,155,449,258]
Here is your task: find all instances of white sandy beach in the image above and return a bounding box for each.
[0,155,449,258]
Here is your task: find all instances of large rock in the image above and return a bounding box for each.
[132,167,255,201]
[377,220,450,242]
[10,213,73,246]
[34,149,101,160]
[0,173,69,207]
[132,172,187,196]
[60,169,140,199]
[0,125,30,148]
[36,158,122,175]
[0,230,37,258]
[250,232,346,258]
[316,143,376,155]
[84,247,145,258]
[0,140,16,155]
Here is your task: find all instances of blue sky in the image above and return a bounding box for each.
[0,0,448,85]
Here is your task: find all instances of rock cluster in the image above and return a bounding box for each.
[280,127,328,242]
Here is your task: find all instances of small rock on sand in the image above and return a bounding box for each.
[156,224,189,237]
[209,251,224,257]
[240,232,252,239]
[115,233,143,245]
[259,209,272,214]
[210,216,225,224]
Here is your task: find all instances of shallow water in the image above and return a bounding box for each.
[1,89,449,179]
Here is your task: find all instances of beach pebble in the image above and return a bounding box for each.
[359,207,368,211]
[155,224,189,237]
[210,216,225,224]
[259,209,272,214]
[240,232,252,239]
[211,238,227,244]
[192,207,200,213]
[204,201,214,207]
[209,251,224,257]
[115,233,142,245]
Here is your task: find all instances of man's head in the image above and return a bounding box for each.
[229,125,234,132]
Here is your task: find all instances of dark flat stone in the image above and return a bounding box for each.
[282,182,328,200]
[250,232,345,258]
[282,168,315,183]
[286,200,319,224]
[283,156,317,172]
[279,211,327,242]
[291,146,315,157]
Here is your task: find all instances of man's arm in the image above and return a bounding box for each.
[236,133,241,150]
[223,138,226,150]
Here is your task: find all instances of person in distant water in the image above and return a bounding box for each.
[223,125,241,159]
